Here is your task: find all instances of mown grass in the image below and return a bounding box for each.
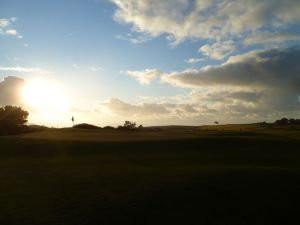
[0,126,300,225]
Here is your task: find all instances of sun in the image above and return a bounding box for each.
[22,80,69,112]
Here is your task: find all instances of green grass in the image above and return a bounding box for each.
[0,125,300,225]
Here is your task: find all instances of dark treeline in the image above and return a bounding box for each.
[274,118,300,125]
[1,105,300,135]
[0,105,29,135]
[73,121,143,131]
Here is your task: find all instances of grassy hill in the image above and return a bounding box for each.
[0,124,300,225]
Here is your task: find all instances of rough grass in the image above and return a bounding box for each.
[0,125,300,225]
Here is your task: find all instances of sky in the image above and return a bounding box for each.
[0,0,300,127]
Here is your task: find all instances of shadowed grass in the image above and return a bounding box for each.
[0,126,300,225]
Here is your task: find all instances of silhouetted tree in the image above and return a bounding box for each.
[274,118,289,125]
[294,119,300,125]
[117,121,138,130]
[288,118,300,125]
[214,121,219,125]
[0,106,29,131]
[258,122,268,127]
[123,121,137,129]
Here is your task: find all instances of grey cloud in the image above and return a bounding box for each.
[163,47,300,90]
[244,32,300,45]
[0,76,25,106]
[203,91,264,103]
[162,48,300,115]
[190,88,299,121]
[182,104,198,113]
[228,91,263,102]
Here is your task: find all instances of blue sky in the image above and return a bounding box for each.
[1,0,300,126]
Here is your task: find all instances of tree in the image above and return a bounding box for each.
[274,118,289,125]
[288,118,300,125]
[123,121,137,129]
[117,121,138,130]
[0,106,29,130]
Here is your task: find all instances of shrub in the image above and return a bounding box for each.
[73,123,100,129]
[0,105,29,134]
[103,126,115,130]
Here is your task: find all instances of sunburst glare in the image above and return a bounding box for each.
[22,80,69,112]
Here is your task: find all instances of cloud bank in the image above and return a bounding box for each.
[121,47,300,122]
[162,48,300,90]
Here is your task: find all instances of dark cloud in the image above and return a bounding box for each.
[163,47,300,90]
[182,104,198,113]
[203,91,263,103]
[0,76,25,106]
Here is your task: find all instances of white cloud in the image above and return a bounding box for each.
[0,17,21,38]
[0,20,10,28]
[185,58,204,64]
[115,33,152,44]
[0,18,16,28]
[105,98,170,117]
[91,66,103,72]
[5,29,18,36]
[102,97,218,124]
[111,0,300,45]
[71,64,103,72]
[0,66,46,73]
[100,88,299,125]
[125,69,163,85]
[199,41,236,60]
